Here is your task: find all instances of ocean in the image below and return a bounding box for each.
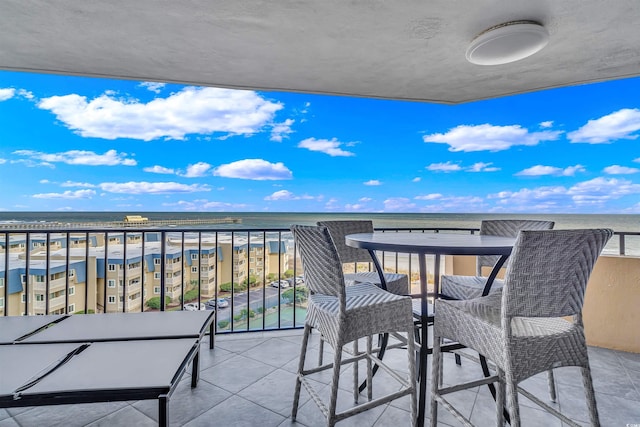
[0,211,637,231]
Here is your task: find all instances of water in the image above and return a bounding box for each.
[0,211,637,231]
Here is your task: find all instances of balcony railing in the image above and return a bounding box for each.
[1,226,636,333]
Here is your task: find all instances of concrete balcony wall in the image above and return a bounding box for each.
[448,254,640,353]
[583,255,640,353]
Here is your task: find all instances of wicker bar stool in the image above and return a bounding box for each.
[315,220,410,369]
[439,219,557,397]
[431,228,612,427]
[318,220,409,296]
[440,219,555,301]
[290,225,417,427]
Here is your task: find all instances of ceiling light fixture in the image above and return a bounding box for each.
[466,20,549,65]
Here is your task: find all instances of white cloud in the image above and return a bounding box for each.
[383,197,416,211]
[270,119,295,142]
[426,161,461,172]
[60,181,96,188]
[423,124,561,152]
[516,165,558,176]
[13,149,137,166]
[516,164,585,176]
[200,201,249,209]
[568,177,640,204]
[0,88,32,101]
[359,197,373,202]
[364,180,381,186]
[344,204,368,211]
[418,195,486,212]
[603,165,640,175]
[412,177,421,182]
[467,162,500,172]
[139,82,166,93]
[144,165,176,174]
[17,89,34,100]
[568,108,640,143]
[488,186,570,212]
[39,179,49,183]
[0,88,15,101]
[539,121,553,128]
[37,86,282,141]
[264,190,319,201]
[162,199,249,211]
[324,198,340,210]
[563,165,587,176]
[180,162,212,178]
[427,161,498,173]
[32,189,96,199]
[214,159,292,180]
[265,190,294,200]
[99,181,210,194]
[298,137,355,157]
[0,158,6,164]
[415,193,443,200]
[489,177,640,211]
[10,158,54,168]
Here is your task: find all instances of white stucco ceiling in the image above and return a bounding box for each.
[1,0,639,104]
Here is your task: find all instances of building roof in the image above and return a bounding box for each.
[2,1,639,104]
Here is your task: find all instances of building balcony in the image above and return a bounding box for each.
[31,277,68,291]
[126,266,143,276]
[164,262,181,272]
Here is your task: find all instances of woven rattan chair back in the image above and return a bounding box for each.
[502,228,613,318]
[477,219,554,275]
[291,224,346,301]
[318,220,375,265]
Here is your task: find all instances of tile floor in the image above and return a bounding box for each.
[1,329,639,427]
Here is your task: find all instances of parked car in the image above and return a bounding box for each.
[184,302,206,311]
[287,276,305,286]
[270,280,290,288]
[205,297,229,310]
[206,298,229,309]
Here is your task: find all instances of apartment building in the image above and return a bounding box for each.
[1,231,288,315]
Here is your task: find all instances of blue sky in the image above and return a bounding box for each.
[1,71,640,213]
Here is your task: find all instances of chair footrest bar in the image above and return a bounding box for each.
[301,352,368,376]
[438,375,499,395]
[434,395,474,427]
[335,388,414,422]
[300,377,329,418]
[365,353,410,388]
[517,386,582,427]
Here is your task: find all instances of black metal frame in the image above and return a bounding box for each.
[0,311,215,426]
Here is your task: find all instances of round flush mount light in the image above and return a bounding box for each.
[466,20,549,65]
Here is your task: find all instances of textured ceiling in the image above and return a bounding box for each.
[1,0,639,104]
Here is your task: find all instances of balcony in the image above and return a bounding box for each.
[1,225,639,424]
[1,329,638,426]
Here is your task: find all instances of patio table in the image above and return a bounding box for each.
[346,232,514,427]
